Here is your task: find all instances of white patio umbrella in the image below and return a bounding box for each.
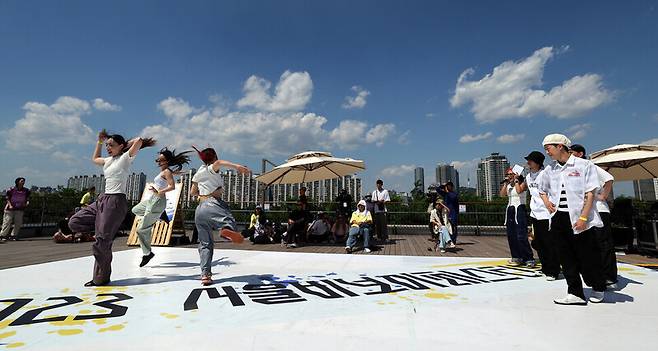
[590,144,658,181]
[256,151,366,186]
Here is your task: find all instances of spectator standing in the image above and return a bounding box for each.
[437,181,460,244]
[1,177,31,242]
[524,151,560,280]
[372,179,390,243]
[336,189,353,218]
[430,199,455,253]
[570,144,618,289]
[500,168,535,267]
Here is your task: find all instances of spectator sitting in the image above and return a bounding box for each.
[283,200,307,248]
[430,199,455,253]
[307,212,331,243]
[331,214,348,243]
[250,221,274,244]
[242,205,265,238]
[345,200,373,253]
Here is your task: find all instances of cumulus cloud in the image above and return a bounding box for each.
[450,158,480,171]
[496,134,525,144]
[566,123,591,140]
[381,164,416,178]
[342,86,370,109]
[365,123,395,146]
[237,70,313,112]
[92,98,122,112]
[1,96,94,151]
[459,132,493,143]
[450,46,613,123]
[141,95,396,157]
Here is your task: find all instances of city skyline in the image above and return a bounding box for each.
[1,1,656,198]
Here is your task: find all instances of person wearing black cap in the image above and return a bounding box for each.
[570,144,618,289]
[525,151,560,280]
[539,134,606,305]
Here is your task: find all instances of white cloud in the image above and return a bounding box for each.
[237,70,313,112]
[381,164,416,178]
[566,123,591,140]
[142,95,396,157]
[425,113,435,118]
[52,151,77,163]
[496,134,525,144]
[92,98,122,112]
[342,86,370,109]
[450,158,480,171]
[641,138,658,145]
[1,96,94,151]
[365,123,395,146]
[459,132,493,143]
[450,46,613,123]
[397,130,411,145]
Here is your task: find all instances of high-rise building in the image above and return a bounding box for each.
[179,168,197,207]
[414,167,425,192]
[476,153,510,202]
[67,174,105,193]
[126,172,147,202]
[435,164,460,189]
[633,178,658,201]
[267,174,362,206]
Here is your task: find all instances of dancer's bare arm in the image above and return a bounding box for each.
[212,159,250,174]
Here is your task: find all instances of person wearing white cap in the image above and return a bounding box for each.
[539,134,606,305]
[570,144,618,289]
[346,200,373,253]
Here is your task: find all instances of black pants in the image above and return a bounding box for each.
[596,212,618,283]
[374,212,388,241]
[285,221,306,244]
[530,217,560,277]
[552,212,606,299]
[307,232,330,243]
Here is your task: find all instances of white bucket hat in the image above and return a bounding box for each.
[542,133,572,148]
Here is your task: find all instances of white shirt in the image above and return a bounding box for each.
[192,164,224,196]
[539,154,603,234]
[102,152,134,194]
[371,189,390,213]
[595,166,614,213]
[504,183,527,225]
[153,171,168,191]
[526,169,551,220]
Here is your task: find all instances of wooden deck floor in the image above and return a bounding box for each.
[2,232,657,270]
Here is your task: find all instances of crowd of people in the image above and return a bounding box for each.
[0,131,626,304]
[499,134,619,305]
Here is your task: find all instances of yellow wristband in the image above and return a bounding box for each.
[578,216,588,221]
[98,141,103,145]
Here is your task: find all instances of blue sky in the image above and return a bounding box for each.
[1,0,656,196]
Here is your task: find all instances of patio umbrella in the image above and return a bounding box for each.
[255,151,366,186]
[590,144,658,181]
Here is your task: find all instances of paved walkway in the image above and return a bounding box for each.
[1,233,656,270]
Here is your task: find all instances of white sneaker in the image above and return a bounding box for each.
[554,294,587,305]
[606,280,618,290]
[290,243,297,248]
[440,249,446,253]
[589,290,605,303]
[364,248,371,253]
[546,275,557,281]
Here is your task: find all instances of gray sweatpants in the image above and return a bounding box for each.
[194,197,236,276]
[1,210,24,238]
[132,195,166,255]
[69,193,128,284]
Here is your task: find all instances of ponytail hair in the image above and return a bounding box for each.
[191,145,218,165]
[100,129,156,152]
[160,147,192,171]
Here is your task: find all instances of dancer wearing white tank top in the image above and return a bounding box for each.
[131,147,191,267]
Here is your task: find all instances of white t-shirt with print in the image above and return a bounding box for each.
[102,152,135,194]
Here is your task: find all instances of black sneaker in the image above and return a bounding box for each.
[139,252,155,267]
